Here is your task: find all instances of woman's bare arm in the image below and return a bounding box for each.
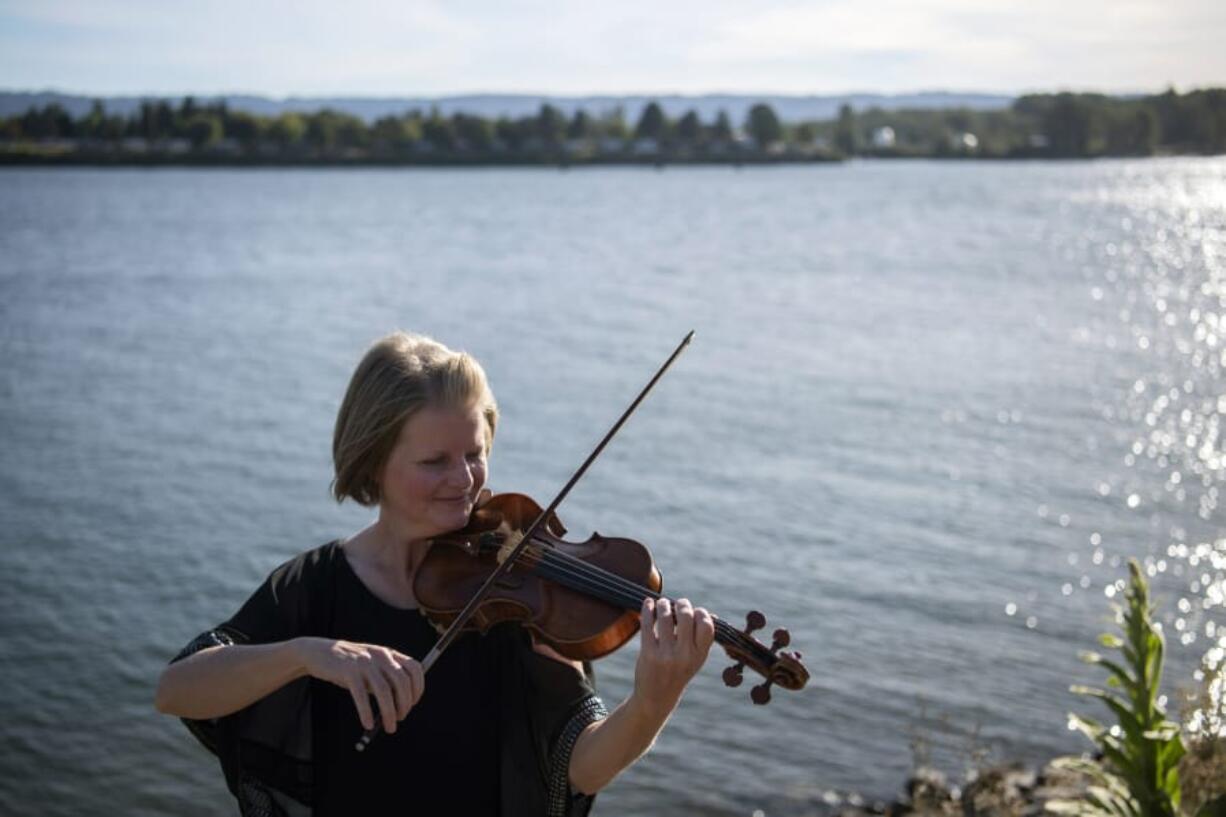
[155,640,310,720]
[567,597,715,795]
[155,637,425,734]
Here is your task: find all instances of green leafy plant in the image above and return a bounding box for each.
[1050,558,1185,817]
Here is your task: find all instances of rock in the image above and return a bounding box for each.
[821,758,1100,817]
[961,763,1032,817]
[1027,757,1097,816]
[906,767,959,816]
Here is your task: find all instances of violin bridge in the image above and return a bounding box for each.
[495,522,523,565]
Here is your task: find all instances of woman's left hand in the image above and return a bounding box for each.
[632,597,715,718]
[566,597,717,794]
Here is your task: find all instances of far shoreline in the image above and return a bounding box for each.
[0,150,840,168]
[2,151,1220,169]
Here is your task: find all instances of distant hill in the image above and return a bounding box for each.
[0,90,1016,123]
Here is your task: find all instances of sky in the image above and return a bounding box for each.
[1,0,1224,98]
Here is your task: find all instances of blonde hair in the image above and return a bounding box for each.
[332,332,498,506]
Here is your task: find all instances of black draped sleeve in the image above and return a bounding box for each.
[173,545,338,816]
[488,629,607,817]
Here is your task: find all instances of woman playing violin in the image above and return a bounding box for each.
[155,331,716,817]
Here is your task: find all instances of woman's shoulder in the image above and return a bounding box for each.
[222,541,345,641]
[269,540,344,580]
[258,540,346,602]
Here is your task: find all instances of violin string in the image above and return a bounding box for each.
[524,543,772,660]
[526,545,655,607]
[509,539,772,661]
[531,544,655,602]
[479,535,772,662]
[512,542,647,607]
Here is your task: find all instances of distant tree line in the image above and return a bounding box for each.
[1,88,1223,163]
[0,97,820,163]
[820,88,1225,158]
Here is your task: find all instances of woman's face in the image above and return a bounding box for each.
[379,402,489,540]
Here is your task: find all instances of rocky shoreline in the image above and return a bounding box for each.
[831,759,1094,817]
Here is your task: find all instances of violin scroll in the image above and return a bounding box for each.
[720,610,809,705]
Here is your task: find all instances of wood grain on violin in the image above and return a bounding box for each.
[418,493,810,702]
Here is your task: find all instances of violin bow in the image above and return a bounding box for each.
[356,330,695,750]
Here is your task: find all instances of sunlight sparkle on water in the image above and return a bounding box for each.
[1067,163,1226,740]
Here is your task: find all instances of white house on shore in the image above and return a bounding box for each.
[953,132,979,151]
[871,126,896,149]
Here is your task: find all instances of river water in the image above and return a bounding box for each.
[1,159,1223,816]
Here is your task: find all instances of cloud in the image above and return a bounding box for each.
[0,0,1223,95]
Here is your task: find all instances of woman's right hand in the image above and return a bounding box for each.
[296,637,424,734]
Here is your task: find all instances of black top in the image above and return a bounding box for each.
[311,550,500,815]
[175,541,605,817]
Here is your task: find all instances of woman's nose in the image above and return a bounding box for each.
[448,459,475,489]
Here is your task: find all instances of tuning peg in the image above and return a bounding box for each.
[729,613,791,703]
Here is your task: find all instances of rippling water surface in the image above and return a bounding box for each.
[1,160,1224,816]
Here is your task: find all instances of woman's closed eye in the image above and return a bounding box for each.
[419,451,483,466]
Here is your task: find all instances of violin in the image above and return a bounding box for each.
[414,492,810,703]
